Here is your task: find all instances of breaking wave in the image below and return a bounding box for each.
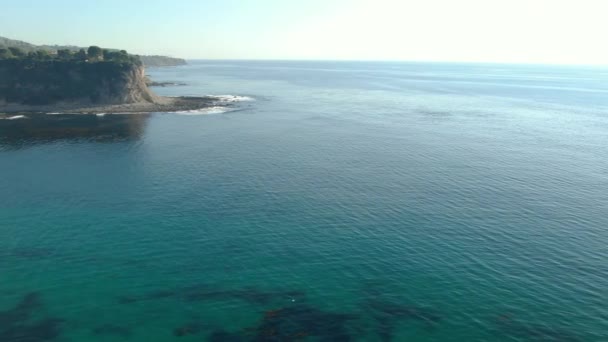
[173,106,239,115]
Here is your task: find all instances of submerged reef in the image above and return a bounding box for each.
[364,299,442,341]
[119,284,357,340]
[6,247,57,259]
[171,304,357,341]
[118,284,306,307]
[0,292,63,342]
[1,282,584,341]
[246,305,357,341]
[173,322,209,337]
[208,329,247,341]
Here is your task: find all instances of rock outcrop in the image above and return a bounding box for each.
[0,59,158,106]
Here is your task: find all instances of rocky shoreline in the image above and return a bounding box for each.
[0,96,217,115]
[148,81,187,87]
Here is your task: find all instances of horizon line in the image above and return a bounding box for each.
[180,58,608,68]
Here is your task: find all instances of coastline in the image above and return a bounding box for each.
[0,96,216,115]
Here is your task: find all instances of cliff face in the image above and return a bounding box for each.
[0,60,158,106]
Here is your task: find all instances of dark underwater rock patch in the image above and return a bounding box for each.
[244,304,357,341]
[172,321,214,337]
[184,287,306,306]
[364,299,441,341]
[0,292,64,342]
[113,282,586,341]
[117,288,179,304]
[117,284,306,307]
[208,329,246,341]
[7,247,57,259]
[167,299,356,341]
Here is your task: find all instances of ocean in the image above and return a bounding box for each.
[1,61,607,341]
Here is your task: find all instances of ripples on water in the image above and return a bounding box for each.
[1,61,607,341]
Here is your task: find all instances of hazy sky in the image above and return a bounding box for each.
[1,0,606,64]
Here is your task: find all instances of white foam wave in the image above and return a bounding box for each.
[172,94,253,115]
[7,115,26,120]
[174,106,237,115]
[208,95,255,103]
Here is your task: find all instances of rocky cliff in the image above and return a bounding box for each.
[0,59,158,106]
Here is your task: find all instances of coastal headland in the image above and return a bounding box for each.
[0,46,210,114]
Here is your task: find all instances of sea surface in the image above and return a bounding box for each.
[1,61,607,341]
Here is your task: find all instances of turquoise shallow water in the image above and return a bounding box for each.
[1,61,607,341]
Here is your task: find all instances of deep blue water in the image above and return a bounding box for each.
[1,61,607,341]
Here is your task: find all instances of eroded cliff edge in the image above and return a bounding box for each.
[0,55,216,114]
[0,59,157,106]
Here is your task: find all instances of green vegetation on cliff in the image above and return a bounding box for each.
[1,36,187,67]
[138,55,187,67]
[0,36,80,54]
[0,46,155,106]
[0,46,141,65]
